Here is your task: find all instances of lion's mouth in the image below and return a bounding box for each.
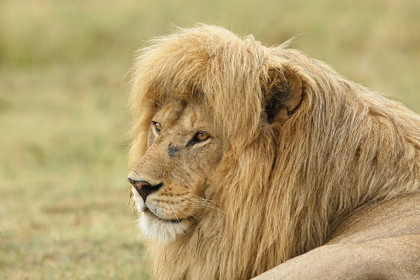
[144,208,185,224]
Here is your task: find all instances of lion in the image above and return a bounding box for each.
[127,25,420,279]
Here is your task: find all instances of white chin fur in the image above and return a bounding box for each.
[138,213,188,243]
[132,189,188,242]
[132,189,145,212]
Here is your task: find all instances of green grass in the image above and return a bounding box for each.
[1,0,419,279]
[0,65,149,279]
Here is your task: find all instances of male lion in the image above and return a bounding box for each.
[128,25,420,279]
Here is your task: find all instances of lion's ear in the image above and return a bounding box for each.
[263,65,303,124]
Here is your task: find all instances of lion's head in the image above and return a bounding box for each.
[128,25,420,279]
[128,100,224,241]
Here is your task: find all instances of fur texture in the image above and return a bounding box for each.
[128,24,420,279]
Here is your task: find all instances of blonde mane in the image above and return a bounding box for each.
[129,25,420,279]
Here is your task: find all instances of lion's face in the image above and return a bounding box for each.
[128,100,223,242]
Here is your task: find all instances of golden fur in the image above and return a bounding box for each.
[128,25,420,279]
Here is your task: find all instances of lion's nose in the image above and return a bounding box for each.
[128,174,163,202]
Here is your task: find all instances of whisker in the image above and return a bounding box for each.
[171,203,200,220]
[170,204,183,223]
[183,195,225,215]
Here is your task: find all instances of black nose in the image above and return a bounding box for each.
[128,178,163,202]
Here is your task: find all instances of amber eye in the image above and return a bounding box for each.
[195,131,210,142]
[153,122,162,134]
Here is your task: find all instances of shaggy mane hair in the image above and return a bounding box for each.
[129,25,420,279]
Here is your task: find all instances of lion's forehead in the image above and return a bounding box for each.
[158,101,212,132]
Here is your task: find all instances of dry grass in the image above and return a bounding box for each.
[0,0,419,279]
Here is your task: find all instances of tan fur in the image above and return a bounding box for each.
[128,24,420,279]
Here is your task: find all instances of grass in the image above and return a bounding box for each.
[0,65,149,279]
[0,0,419,279]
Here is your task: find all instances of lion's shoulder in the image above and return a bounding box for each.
[254,193,420,280]
[328,193,420,244]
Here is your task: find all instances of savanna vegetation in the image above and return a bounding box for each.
[0,0,419,279]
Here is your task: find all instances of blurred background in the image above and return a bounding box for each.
[0,0,419,279]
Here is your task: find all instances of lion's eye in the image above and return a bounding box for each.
[153,122,162,134]
[194,131,210,142]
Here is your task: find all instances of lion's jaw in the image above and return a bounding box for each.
[129,100,223,243]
